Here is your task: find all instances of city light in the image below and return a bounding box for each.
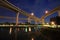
[46,22,49,25]
[51,21,55,25]
[31,13,34,16]
[50,21,57,28]
[45,10,48,14]
[0,0,60,40]
[31,37,34,40]
[25,28,28,32]
[29,27,31,32]
[9,28,12,34]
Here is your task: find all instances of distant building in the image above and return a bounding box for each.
[50,16,60,25]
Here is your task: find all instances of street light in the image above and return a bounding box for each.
[9,27,12,34]
[31,37,34,40]
[31,12,34,16]
[51,21,55,25]
[29,27,31,32]
[50,21,56,28]
[45,10,48,14]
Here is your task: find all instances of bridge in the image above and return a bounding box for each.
[0,1,60,40]
[0,0,60,25]
[0,0,41,25]
[40,6,60,24]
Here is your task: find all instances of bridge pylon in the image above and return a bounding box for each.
[16,12,19,26]
[58,10,60,16]
[41,19,45,25]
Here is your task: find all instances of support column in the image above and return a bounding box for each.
[41,19,45,25]
[16,12,19,26]
[58,10,60,16]
[15,12,19,40]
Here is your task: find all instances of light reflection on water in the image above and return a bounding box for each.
[0,26,59,40]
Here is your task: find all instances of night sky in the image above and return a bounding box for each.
[0,0,60,23]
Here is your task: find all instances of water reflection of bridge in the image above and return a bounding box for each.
[0,26,60,40]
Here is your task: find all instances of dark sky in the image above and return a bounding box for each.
[0,0,60,23]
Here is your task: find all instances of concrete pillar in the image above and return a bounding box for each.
[41,19,45,25]
[16,12,19,26]
[58,10,60,16]
[15,12,20,40]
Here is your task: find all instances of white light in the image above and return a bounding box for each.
[31,38,34,40]
[31,13,34,16]
[29,27,31,31]
[2,24,5,26]
[9,28,12,34]
[45,10,48,14]
[25,28,27,32]
[51,21,55,25]
[58,25,60,27]
[10,24,13,26]
[46,23,49,25]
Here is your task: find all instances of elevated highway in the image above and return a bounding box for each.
[40,6,60,24]
[0,0,60,24]
[0,0,41,25]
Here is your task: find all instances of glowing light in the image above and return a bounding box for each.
[46,23,49,25]
[50,21,56,28]
[10,24,13,26]
[29,27,31,31]
[0,25,2,26]
[43,24,50,27]
[9,28,12,34]
[2,24,5,26]
[50,25,56,28]
[25,27,27,32]
[51,21,55,25]
[31,38,34,40]
[45,10,48,14]
[58,25,60,27]
[31,13,34,16]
